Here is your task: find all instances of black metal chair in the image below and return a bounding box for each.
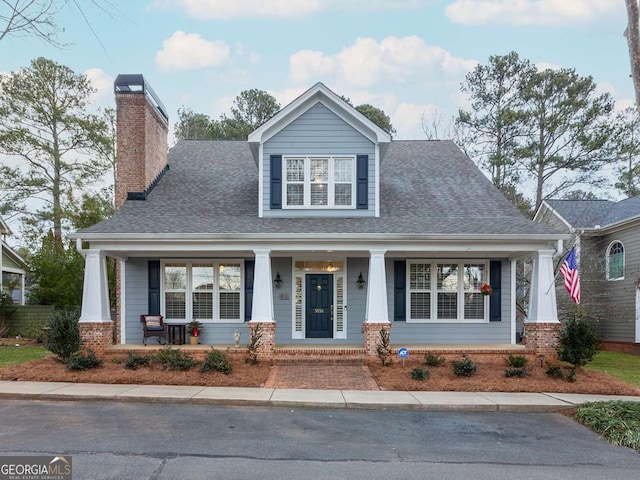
[140,314,167,345]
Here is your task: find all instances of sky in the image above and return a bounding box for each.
[3,0,633,140]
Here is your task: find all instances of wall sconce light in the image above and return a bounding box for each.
[274,272,282,288]
[357,272,365,289]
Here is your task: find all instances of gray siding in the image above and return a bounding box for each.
[263,102,375,217]
[599,229,639,342]
[386,259,513,344]
[273,257,293,343]
[535,204,571,234]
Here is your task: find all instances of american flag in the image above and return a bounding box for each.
[559,247,580,305]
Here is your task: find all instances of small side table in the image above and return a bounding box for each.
[166,323,186,345]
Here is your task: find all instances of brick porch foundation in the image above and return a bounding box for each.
[363,322,392,357]
[79,322,114,353]
[248,321,276,359]
[524,322,561,360]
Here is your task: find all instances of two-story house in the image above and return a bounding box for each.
[72,76,565,357]
[535,198,640,354]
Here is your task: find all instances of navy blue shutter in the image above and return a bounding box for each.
[356,154,368,209]
[394,261,406,321]
[270,155,282,209]
[489,260,501,322]
[244,260,255,321]
[148,260,161,315]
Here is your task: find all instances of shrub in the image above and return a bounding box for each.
[410,367,429,380]
[124,351,152,370]
[201,348,233,374]
[376,328,392,367]
[545,362,565,379]
[557,317,599,368]
[0,292,16,338]
[66,349,102,371]
[575,401,640,450]
[45,308,81,360]
[505,354,528,368]
[155,346,197,371]
[451,355,477,377]
[505,367,529,378]
[424,352,446,367]
[246,324,262,364]
[25,318,49,343]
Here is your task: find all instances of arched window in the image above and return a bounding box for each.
[606,241,624,280]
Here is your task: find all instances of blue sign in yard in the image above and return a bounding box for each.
[398,347,409,359]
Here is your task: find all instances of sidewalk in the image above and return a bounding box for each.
[1,381,639,411]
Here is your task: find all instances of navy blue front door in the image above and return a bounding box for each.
[306,274,333,338]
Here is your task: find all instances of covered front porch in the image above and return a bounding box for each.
[74,234,564,358]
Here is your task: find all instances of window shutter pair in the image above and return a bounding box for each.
[269,154,368,209]
[392,260,502,322]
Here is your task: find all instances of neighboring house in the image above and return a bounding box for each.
[0,216,26,305]
[535,198,640,354]
[71,76,565,356]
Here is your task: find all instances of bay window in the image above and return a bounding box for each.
[284,155,355,208]
[162,261,243,322]
[408,260,488,322]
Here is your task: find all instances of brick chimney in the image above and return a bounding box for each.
[114,74,169,208]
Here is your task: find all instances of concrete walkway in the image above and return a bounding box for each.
[1,381,639,411]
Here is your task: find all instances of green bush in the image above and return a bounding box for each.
[557,317,599,368]
[545,362,565,379]
[424,352,446,367]
[575,401,640,450]
[200,348,233,374]
[45,308,81,360]
[66,349,102,371]
[155,346,197,371]
[25,318,49,342]
[505,354,528,368]
[505,367,529,378]
[410,367,429,380]
[0,292,16,337]
[451,355,477,377]
[124,351,152,370]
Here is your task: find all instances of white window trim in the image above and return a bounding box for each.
[161,260,244,323]
[605,240,625,281]
[283,155,356,209]
[406,259,490,324]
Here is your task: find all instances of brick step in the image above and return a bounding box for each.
[273,356,365,366]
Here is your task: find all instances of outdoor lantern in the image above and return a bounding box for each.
[357,272,365,289]
[274,272,282,288]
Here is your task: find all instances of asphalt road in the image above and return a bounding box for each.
[0,400,638,479]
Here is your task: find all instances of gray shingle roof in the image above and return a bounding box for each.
[79,139,560,236]
[546,197,640,229]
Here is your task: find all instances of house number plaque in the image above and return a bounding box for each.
[314,308,325,314]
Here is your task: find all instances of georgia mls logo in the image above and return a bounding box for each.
[0,455,72,480]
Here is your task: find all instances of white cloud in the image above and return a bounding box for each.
[155,31,230,72]
[535,61,561,71]
[289,36,476,89]
[84,68,112,105]
[153,0,432,19]
[445,0,620,27]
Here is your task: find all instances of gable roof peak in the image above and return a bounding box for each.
[247,82,392,145]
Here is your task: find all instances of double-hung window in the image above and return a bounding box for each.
[284,155,355,208]
[408,260,489,322]
[162,261,243,322]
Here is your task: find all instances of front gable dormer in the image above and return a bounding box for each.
[249,83,391,218]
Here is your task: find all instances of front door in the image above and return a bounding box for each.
[306,274,333,338]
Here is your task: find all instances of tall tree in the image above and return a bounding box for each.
[355,104,396,137]
[456,52,533,191]
[174,107,215,140]
[611,107,640,197]
[0,57,110,246]
[517,68,614,209]
[624,0,640,111]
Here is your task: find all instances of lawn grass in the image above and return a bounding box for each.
[0,345,50,366]
[575,401,640,451]
[585,351,640,387]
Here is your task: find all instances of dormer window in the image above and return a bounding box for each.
[284,155,355,208]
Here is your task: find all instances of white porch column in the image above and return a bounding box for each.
[251,248,275,322]
[365,249,389,323]
[79,249,112,323]
[527,249,559,324]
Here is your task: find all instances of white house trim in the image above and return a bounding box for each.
[120,259,126,344]
[526,249,559,324]
[365,249,389,323]
[510,259,517,344]
[79,249,112,323]
[258,143,264,218]
[251,248,275,322]
[533,201,573,230]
